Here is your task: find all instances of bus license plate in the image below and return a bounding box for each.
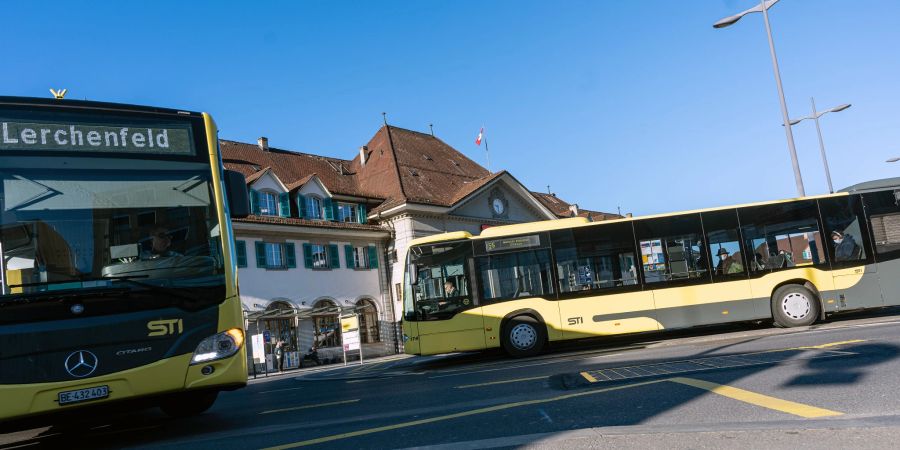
[58,385,109,405]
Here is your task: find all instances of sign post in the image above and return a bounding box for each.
[340,314,363,366]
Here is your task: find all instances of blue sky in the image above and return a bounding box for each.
[3,1,899,215]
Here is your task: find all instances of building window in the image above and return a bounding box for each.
[307,196,323,220]
[260,192,278,216]
[344,244,379,269]
[311,244,328,269]
[235,240,247,268]
[338,203,358,223]
[266,243,284,268]
[354,246,368,268]
[255,241,296,269]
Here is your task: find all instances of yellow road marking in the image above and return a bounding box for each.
[670,377,842,418]
[260,379,667,449]
[759,339,867,353]
[455,376,547,389]
[799,339,866,350]
[580,372,597,383]
[259,399,360,415]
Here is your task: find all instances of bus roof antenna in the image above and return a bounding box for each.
[49,88,67,99]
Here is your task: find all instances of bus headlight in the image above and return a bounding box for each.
[190,328,244,365]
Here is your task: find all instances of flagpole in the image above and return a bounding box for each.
[481,125,491,173]
[484,135,491,173]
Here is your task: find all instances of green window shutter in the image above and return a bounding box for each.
[296,194,307,219]
[249,189,260,215]
[344,245,354,269]
[357,204,367,224]
[278,193,290,217]
[285,242,296,268]
[323,198,334,221]
[235,240,247,268]
[254,241,266,268]
[368,245,378,269]
[302,243,313,269]
[328,244,340,269]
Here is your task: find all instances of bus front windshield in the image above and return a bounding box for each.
[0,156,224,306]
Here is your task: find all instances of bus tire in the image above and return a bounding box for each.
[502,315,546,357]
[159,390,219,418]
[771,284,820,328]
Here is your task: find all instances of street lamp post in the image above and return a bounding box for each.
[788,98,851,193]
[714,0,806,197]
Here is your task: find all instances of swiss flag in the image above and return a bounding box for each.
[475,127,484,146]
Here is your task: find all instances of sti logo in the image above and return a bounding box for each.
[147,319,184,337]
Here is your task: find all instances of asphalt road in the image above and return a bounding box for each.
[5,308,900,449]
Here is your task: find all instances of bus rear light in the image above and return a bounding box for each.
[190,328,244,365]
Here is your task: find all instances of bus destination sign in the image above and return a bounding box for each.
[485,235,541,252]
[1,120,193,155]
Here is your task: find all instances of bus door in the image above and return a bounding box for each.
[409,242,485,354]
[829,193,888,309]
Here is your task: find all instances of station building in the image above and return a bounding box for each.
[221,125,619,368]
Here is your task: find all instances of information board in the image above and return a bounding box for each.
[342,330,361,352]
[251,334,265,363]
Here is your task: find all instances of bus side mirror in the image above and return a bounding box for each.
[408,263,419,285]
[224,170,250,218]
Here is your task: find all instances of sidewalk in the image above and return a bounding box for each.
[247,352,415,384]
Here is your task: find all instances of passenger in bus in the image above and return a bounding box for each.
[715,248,730,275]
[832,231,861,261]
[141,226,182,260]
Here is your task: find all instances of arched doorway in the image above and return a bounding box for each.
[355,298,380,344]
[264,300,297,352]
[312,299,341,348]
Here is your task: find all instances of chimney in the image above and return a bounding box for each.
[568,203,579,217]
[257,137,269,151]
[359,146,368,167]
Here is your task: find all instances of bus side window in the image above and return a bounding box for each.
[701,209,747,281]
[739,199,826,273]
[475,249,554,302]
[633,213,708,285]
[550,222,640,294]
[862,190,900,258]
[819,195,869,265]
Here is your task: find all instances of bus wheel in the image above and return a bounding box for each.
[160,390,219,418]
[772,284,820,328]
[502,315,546,357]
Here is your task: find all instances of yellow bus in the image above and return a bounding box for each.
[402,181,900,356]
[0,96,250,424]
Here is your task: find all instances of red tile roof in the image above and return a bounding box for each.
[220,126,619,221]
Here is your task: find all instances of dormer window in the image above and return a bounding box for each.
[306,196,323,220]
[259,191,278,216]
[338,203,357,223]
[249,188,289,217]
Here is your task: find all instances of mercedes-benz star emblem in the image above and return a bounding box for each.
[64,350,99,378]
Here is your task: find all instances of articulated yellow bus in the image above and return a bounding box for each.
[0,97,250,424]
[402,181,900,356]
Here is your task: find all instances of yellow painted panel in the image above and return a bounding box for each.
[558,291,658,339]
[401,321,420,355]
[652,281,752,309]
[831,266,867,289]
[418,308,485,354]
[1,354,192,421]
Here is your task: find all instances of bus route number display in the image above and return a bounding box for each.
[1,120,193,155]
[485,235,541,252]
